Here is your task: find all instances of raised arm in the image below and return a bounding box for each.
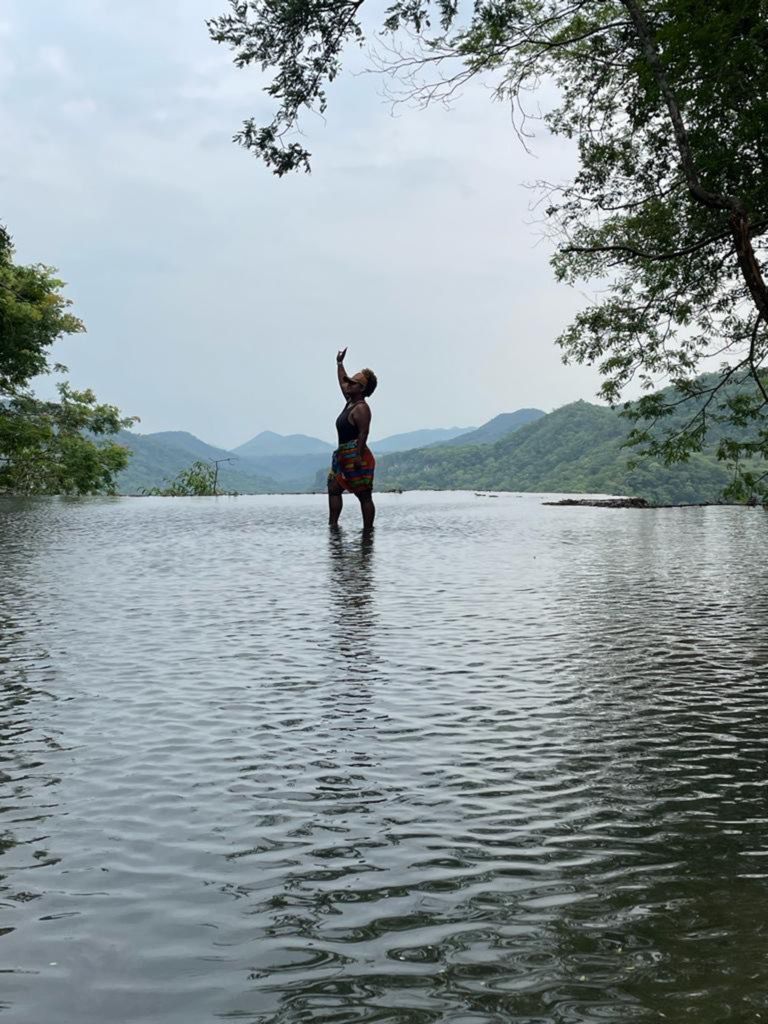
[336,347,348,395]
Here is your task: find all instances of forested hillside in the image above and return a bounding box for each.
[116,383,765,501]
[232,431,333,457]
[375,398,744,504]
[115,432,279,494]
[373,426,476,452]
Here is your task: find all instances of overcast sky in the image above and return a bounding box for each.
[2,1,608,448]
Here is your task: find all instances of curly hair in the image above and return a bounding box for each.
[360,368,378,397]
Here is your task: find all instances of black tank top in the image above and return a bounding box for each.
[335,402,362,444]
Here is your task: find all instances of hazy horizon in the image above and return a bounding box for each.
[4,1,610,450]
[129,415,533,451]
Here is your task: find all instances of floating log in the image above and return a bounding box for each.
[542,497,763,509]
[542,497,649,508]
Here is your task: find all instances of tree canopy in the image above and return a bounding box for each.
[0,225,85,392]
[209,0,768,494]
[0,226,134,495]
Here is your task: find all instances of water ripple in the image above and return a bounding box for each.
[1,493,767,1023]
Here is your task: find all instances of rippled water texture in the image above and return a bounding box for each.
[2,492,768,1023]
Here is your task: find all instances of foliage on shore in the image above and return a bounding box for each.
[142,460,223,496]
[115,430,281,495]
[0,224,133,495]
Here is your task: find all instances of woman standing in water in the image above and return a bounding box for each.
[328,348,378,530]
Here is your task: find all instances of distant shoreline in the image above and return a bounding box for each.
[3,491,763,508]
[541,497,765,509]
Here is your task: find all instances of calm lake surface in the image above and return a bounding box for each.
[1,492,767,1023]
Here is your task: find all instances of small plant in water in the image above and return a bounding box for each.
[143,460,232,497]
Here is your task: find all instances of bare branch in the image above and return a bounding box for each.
[563,230,732,263]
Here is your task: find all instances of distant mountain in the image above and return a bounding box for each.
[115,431,280,494]
[117,425,494,495]
[139,431,233,460]
[439,409,545,446]
[233,430,334,457]
[114,387,756,502]
[230,427,477,489]
[372,426,476,453]
[374,398,736,504]
[234,426,478,458]
[236,451,331,489]
[234,430,475,490]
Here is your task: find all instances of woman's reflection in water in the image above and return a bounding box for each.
[326,527,378,675]
[322,528,380,750]
[248,532,388,1023]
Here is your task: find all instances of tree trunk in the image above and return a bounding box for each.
[621,0,768,326]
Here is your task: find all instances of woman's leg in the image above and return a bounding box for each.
[355,489,375,530]
[328,481,343,525]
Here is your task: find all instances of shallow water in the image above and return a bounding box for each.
[1,492,767,1023]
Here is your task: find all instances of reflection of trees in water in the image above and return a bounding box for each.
[0,499,61,909]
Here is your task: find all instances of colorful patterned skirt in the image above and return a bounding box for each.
[328,440,375,494]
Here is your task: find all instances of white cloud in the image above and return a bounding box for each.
[0,17,13,82]
[38,44,73,79]
[61,97,98,119]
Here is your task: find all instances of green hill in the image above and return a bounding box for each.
[233,430,333,457]
[136,431,239,462]
[439,409,545,446]
[115,380,765,501]
[373,426,476,452]
[115,431,279,494]
[375,399,742,503]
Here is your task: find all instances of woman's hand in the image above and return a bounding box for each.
[336,347,347,363]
